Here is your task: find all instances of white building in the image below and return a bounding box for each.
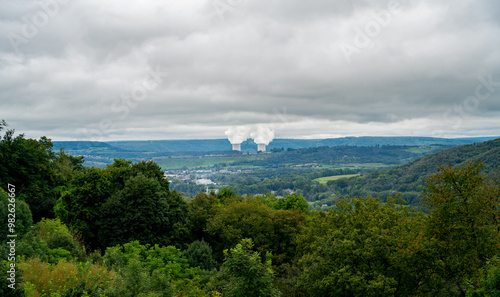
[195,179,215,185]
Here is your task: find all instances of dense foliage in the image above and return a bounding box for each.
[0,121,84,222]
[55,159,190,250]
[210,238,281,297]
[297,196,415,296]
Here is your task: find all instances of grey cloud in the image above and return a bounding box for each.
[1,0,500,140]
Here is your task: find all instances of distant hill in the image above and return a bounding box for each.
[232,145,455,167]
[327,138,500,206]
[316,136,496,147]
[107,139,233,152]
[53,136,497,154]
[52,141,115,151]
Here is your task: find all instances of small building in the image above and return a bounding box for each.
[195,179,215,185]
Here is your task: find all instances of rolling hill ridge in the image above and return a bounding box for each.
[327,138,500,206]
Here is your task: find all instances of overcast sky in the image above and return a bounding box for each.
[1,0,500,141]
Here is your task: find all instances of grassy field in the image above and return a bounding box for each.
[338,163,394,169]
[314,174,361,184]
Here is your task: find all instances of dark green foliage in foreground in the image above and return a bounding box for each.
[101,241,178,297]
[0,189,33,239]
[204,197,306,266]
[0,260,24,297]
[56,159,190,250]
[99,173,172,247]
[1,216,87,264]
[294,161,500,296]
[211,238,281,297]
[420,161,500,295]
[468,256,500,296]
[35,218,87,261]
[296,196,415,296]
[0,121,84,222]
[103,240,198,280]
[13,159,500,296]
[184,240,217,271]
[188,192,221,245]
[1,158,499,297]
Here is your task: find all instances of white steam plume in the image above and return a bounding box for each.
[225,126,251,144]
[225,125,275,145]
[250,125,275,145]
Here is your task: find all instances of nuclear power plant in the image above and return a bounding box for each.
[225,125,275,152]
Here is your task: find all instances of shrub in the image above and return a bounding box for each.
[34,218,86,261]
[19,257,117,296]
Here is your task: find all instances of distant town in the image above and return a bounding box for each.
[164,168,253,186]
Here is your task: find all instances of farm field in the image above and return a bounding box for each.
[314,174,361,183]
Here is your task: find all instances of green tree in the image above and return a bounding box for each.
[0,188,33,239]
[212,238,280,297]
[102,240,203,297]
[111,257,175,297]
[189,192,220,242]
[164,190,191,248]
[33,218,86,261]
[421,161,500,295]
[56,159,190,250]
[217,187,240,205]
[274,193,309,213]
[98,173,173,247]
[297,196,415,296]
[467,255,500,296]
[52,149,84,186]
[0,126,57,221]
[172,277,209,297]
[0,121,84,223]
[184,240,216,271]
[0,260,24,297]
[103,240,198,280]
[206,199,305,265]
[55,167,112,250]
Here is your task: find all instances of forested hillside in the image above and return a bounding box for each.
[327,138,500,206]
[233,145,450,167]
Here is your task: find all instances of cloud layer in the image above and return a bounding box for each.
[1,0,500,140]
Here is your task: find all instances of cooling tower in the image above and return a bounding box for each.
[257,143,266,152]
[232,143,241,151]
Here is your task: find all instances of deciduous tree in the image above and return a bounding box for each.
[212,238,280,297]
[421,161,500,295]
